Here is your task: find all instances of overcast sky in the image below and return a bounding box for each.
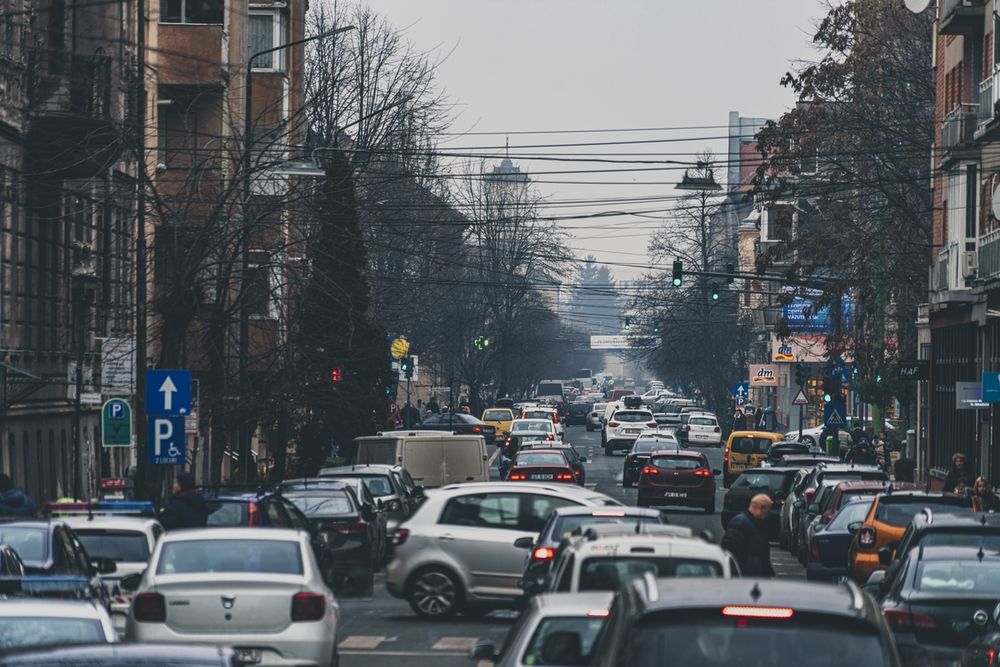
[372,0,829,281]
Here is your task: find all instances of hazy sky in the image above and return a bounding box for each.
[372,0,829,280]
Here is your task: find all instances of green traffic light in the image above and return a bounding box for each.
[672,277,681,287]
[823,394,832,403]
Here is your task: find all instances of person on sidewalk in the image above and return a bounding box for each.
[0,474,35,517]
[945,453,973,493]
[721,493,775,577]
[160,471,208,530]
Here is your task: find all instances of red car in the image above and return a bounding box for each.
[637,449,719,512]
[505,449,577,484]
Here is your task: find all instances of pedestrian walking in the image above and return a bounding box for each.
[721,493,775,577]
[426,397,440,414]
[945,453,973,493]
[0,474,35,517]
[400,401,421,427]
[160,471,208,530]
[972,477,1000,512]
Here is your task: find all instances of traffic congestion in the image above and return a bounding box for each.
[0,378,992,666]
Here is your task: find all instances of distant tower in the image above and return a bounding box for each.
[487,136,529,183]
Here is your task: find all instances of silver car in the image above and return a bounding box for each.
[125,528,339,667]
[469,592,614,666]
[0,598,116,648]
[386,482,618,618]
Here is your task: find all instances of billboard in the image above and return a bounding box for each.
[782,296,854,333]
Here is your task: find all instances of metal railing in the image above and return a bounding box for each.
[979,228,1000,281]
[935,244,953,292]
[942,104,979,149]
[980,74,998,127]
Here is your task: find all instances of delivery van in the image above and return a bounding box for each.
[354,431,489,487]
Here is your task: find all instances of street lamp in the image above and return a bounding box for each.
[70,241,98,500]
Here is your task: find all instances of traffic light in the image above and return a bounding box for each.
[794,362,807,387]
[474,335,490,350]
[672,260,683,287]
[710,283,720,301]
[330,367,343,383]
[400,356,414,379]
[725,262,735,284]
[384,385,392,396]
[874,372,883,383]
[653,323,660,334]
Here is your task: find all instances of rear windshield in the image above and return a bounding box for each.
[75,529,150,562]
[157,539,303,575]
[614,412,652,423]
[650,456,703,470]
[483,410,512,421]
[593,404,607,413]
[516,453,568,467]
[732,472,789,492]
[875,498,972,526]
[0,527,47,563]
[630,615,891,667]
[570,404,591,414]
[355,440,396,465]
[689,417,717,426]
[632,441,671,453]
[579,557,721,591]
[918,531,1000,550]
[829,501,875,530]
[916,561,1000,594]
[206,501,248,527]
[0,618,106,648]
[730,437,773,454]
[513,422,553,433]
[553,515,661,540]
[523,411,553,420]
[522,616,607,666]
[286,494,355,517]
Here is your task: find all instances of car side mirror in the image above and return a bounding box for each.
[376,498,385,510]
[513,536,534,549]
[387,499,402,513]
[119,572,143,592]
[848,521,863,535]
[878,546,894,565]
[468,641,498,661]
[90,557,117,575]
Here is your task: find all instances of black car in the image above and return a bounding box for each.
[881,545,1000,666]
[416,412,497,444]
[590,578,902,667]
[282,483,386,594]
[778,453,841,469]
[806,496,875,581]
[565,401,592,426]
[317,464,423,533]
[765,442,816,465]
[622,436,678,487]
[515,506,664,598]
[721,467,798,538]
[0,644,241,667]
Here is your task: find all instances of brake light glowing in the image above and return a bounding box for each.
[509,473,527,481]
[858,525,876,548]
[556,473,575,481]
[291,592,326,622]
[546,433,555,441]
[247,502,262,527]
[609,421,620,428]
[642,466,659,476]
[133,592,166,622]
[552,414,559,424]
[587,608,611,618]
[392,527,410,546]
[693,468,711,477]
[722,606,794,619]
[533,547,556,560]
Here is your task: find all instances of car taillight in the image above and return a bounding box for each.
[721,606,794,619]
[552,414,559,424]
[546,433,555,441]
[509,473,527,481]
[392,527,410,547]
[336,520,368,534]
[504,436,512,446]
[291,592,326,622]
[133,592,166,622]
[714,426,721,433]
[883,607,936,632]
[533,546,556,560]
[609,421,620,428]
[556,472,574,481]
[858,525,876,548]
[642,466,659,476]
[248,502,262,527]
[693,468,711,477]
[804,489,815,503]
[723,452,728,463]
[574,469,581,476]
[647,421,657,428]
[809,538,820,561]
[472,426,482,433]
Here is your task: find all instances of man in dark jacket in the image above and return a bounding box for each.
[721,494,775,577]
[160,471,208,530]
[0,474,35,517]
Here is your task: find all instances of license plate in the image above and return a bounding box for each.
[730,463,747,471]
[664,491,688,498]
[531,474,554,480]
[624,429,640,435]
[235,648,261,664]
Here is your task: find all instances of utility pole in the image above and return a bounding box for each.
[133,0,150,501]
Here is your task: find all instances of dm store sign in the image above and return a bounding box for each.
[773,343,794,362]
[749,364,779,387]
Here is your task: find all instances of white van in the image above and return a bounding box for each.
[354,431,489,488]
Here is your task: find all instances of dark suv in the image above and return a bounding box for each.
[590,578,901,667]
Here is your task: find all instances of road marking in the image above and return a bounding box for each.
[433,637,480,650]
[487,448,500,466]
[339,635,386,649]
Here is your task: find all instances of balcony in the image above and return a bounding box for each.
[940,0,987,36]
[941,103,979,160]
[979,228,1000,282]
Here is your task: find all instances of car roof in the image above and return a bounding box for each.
[513,419,553,426]
[515,448,565,456]
[569,532,721,557]
[913,510,1000,529]
[0,598,107,619]
[435,481,614,501]
[551,506,660,518]
[318,465,395,475]
[62,516,161,532]
[875,490,961,502]
[834,480,894,491]
[631,578,869,618]
[910,545,1000,562]
[650,449,705,458]
[158,527,307,542]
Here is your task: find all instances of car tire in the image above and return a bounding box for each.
[407,567,463,619]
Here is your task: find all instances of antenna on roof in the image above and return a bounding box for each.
[978,546,986,563]
[750,582,762,602]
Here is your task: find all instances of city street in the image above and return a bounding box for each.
[337,424,805,667]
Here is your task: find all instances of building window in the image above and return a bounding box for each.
[246,250,275,319]
[160,0,223,25]
[249,12,285,70]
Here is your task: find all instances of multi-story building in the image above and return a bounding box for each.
[0,0,137,501]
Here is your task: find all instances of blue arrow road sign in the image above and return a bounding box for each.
[732,382,749,398]
[148,416,185,465]
[823,402,847,428]
[145,370,192,416]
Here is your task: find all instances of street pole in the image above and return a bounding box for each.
[133,0,150,501]
[405,378,412,428]
[798,403,804,442]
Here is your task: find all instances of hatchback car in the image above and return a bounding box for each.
[0,645,241,667]
[482,408,516,438]
[622,434,678,487]
[602,409,657,455]
[125,527,339,667]
[806,496,875,582]
[0,598,116,649]
[520,407,564,437]
[677,413,722,446]
[520,441,587,484]
[385,482,618,618]
[564,401,592,426]
[637,449,718,512]
[722,431,785,486]
[505,449,578,484]
[316,464,420,533]
[722,467,799,538]
[503,419,559,457]
[586,403,607,431]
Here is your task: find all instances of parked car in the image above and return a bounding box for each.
[317,464,422,533]
[806,496,875,582]
[637,449,719,512]
[385,482,618,618]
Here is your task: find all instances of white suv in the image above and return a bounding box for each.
[602,409,656,456]
[386,482,618,618]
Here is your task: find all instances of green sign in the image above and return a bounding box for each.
[102,398,132,447]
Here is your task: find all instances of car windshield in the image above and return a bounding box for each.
[732,472,787,492]
[689,417,716,426]
[650,456,703,470]
[593,404,607,413]
[349,475,395,497]
[514,422,553,433]
[828,500,875,531]
[522,616,607,666]
[286,494,354,517]
[483,410,512,421]
[916,561,1000,594]
[631,615,891,667]
[875,499,972,526]
[515,453,567,467]
[0,618,106,647]
[632,441,669,453]
[614,412,651,423]
[523,411,553,420]
[206,501,249,526]
[579,557,721,591]
[0,527,47,563]
[553,515,661,540]
[156,539,303,575]
[75,529,149,562]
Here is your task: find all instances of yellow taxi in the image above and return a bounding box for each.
[481,408,515,438]
[847,490,972,583]
[722,431,784,488]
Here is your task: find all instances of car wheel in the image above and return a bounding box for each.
[802,435,816,447]
[407,567,462,619]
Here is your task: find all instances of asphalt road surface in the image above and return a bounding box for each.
[337,424,805,667]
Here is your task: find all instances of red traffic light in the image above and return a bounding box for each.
[330,367,343,383]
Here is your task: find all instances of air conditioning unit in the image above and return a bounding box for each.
[963,250,979,278]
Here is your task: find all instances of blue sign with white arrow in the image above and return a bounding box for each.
[732,382,749,399]
[147,416,185,465]
[145,370,192,416]
[823,402,848,428]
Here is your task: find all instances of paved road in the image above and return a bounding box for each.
[338,424,804,666]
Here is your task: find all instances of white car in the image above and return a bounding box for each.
[0,598,116,648]
[385,482,618,618]
[64,515,163,637]
[544,526,734,593]
[587,403,608,431]
[519,406,564,437]
[125,528,339,667]
[602,409,656,455]
[639,389,672,405]
[678,413,722,446]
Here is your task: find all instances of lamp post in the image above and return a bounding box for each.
[237,25,355,481]
[70,242,98,500]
